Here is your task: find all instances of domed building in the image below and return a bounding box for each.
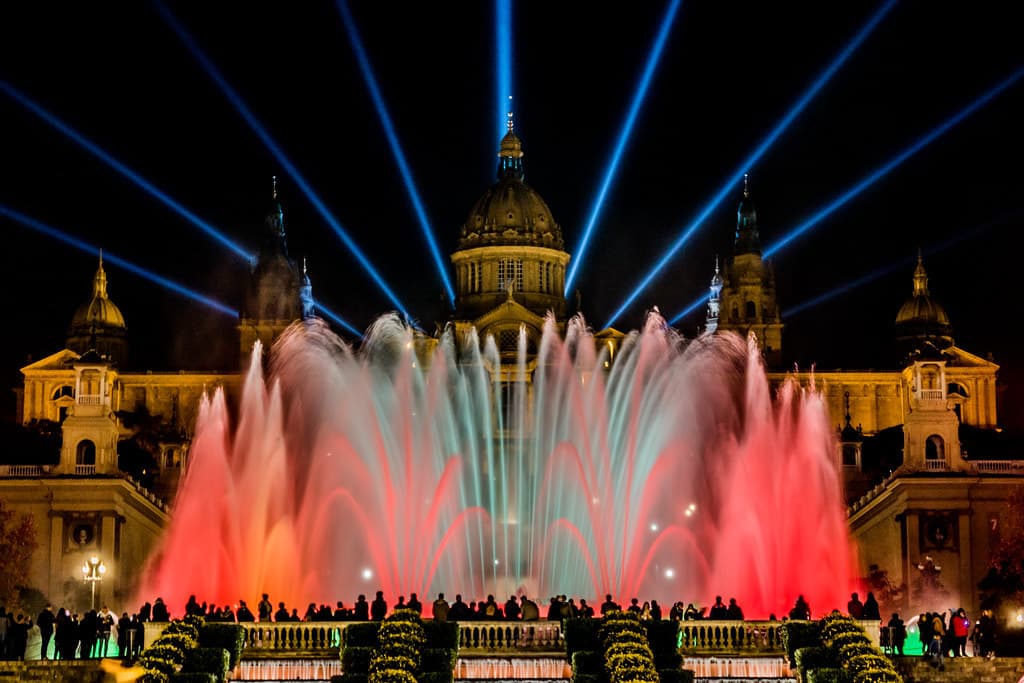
[894,250,956,361]
[66,252,128,367]
[449,116,571,356]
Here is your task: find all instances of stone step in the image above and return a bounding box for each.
[893,655,1024,683]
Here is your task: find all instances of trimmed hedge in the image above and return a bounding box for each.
[780,620,821,665]
[656,670,694,683]
[198,623,244,669]
[599,611,658,683]
[345,622,382,648]
[182,648,230,683]
[572,649,605,675]
[418,672,454,683]
[419,647,456,673]
[343,646,375,673]
[806,669,843,683]
[422,620,459,650]
[565,617,601,659]
[794,646,832,671]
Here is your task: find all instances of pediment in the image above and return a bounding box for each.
[21,349,80,373]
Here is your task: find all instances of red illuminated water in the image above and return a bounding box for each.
[136,313,854,619]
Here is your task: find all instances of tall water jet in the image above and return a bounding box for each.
[137,312,854,619]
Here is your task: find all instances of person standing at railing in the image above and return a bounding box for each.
[257,594,272,622]
[236,600,255,622]
[847,593,864,619]
[600,594,619,616]
[708,596,728,620]
[273,602,289,622]
[788,595,810,620]
[520,596,540,621]
[862,592,881,621]
[578,599,594,618]
[432,594,449,621]
[650,600,662,621]
[726,598,743,620]
[503,595,520,620]
[353,595,369,620]
[370,591,387,621]
[407,593,423,615]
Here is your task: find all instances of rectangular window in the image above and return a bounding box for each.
[497,259,524,292]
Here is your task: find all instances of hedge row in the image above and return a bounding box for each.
[783,614,902,683]
[135,615,240,683]
[340,610,458,683]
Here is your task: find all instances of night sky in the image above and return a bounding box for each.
[1,2,1021,426]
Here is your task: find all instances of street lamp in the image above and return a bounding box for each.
[82,555,106,610]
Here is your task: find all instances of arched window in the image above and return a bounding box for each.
[76,440,96,465]
[51,385,74,400]
[842,444,859,467]
[925,434,945,461]
[731,305,739,321]
[745,301,756,319]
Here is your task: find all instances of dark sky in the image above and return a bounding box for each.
[1,2,1022,423]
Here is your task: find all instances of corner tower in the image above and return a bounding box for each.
[238,177,308,364]
[716,175,783,367]
[449,115,570,352]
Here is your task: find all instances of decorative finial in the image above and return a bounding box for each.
[507,96,514,134]
[303,256,308,276]
[98,248,103,268]
[743,173,750,198]
[272,175,278,200]
[714,254,720,274]
[844,391,852,426]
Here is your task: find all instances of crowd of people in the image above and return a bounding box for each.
[0,604,143,661]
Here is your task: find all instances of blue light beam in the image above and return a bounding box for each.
[564,0,682,297]
[314,302,362,337]
[0,80,253,262]
[762,65,1024,260]
[667,66,1024,329]
[153,0,411,318]
[335,0,455,307]
[784,210,1024,317]
[496,0,514,142]
[0,203,237,317]
[603,0,898,329]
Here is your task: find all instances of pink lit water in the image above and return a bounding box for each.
[136,313,855,619]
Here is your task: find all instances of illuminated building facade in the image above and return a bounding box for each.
[1,128,1020,618]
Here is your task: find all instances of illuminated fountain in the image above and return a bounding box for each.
[137,312,854,619]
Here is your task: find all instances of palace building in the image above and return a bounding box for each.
[2,122,1020,617]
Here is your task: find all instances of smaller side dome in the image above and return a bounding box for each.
[895,252,954,353]
[67,252,128,365]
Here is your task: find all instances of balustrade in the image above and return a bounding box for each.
[75,464,97,475]
[0,464,44,477]
[457,621,563,652]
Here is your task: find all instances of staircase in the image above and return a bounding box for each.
[894,656,1024,683]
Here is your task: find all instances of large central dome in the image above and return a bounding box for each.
[457,129,564,250]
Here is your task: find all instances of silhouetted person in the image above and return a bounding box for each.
[847,592,864,619]
[684,603,702,620]
[432,594,449,621]
[862,592,880,620]
[236,600,255,622]
[79,610,98,658]
[520,596,540,621]
[726,598,744,620]
[353,595,369,621]
[789,595,810,620]
[548,597,563,620]
[886,613,906,655]
[274,602,289,622]
[117,612,131,660]
[407,593,422,615]
[449,595,471,620]
[709,596,728,620]
[650,600,662,621]
[258,594,273,622]
[152,598,169,622]
[600,594,618,615]
[333,602,348,620]
[579,599,594,618]
[370,591,387,621]
[504,595,521,620]
[96,606,115,657]
[627,598,641,615]
[36,604,55,659]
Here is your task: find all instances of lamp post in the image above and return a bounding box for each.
[82,555,106,610]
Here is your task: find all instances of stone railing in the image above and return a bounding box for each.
[75,464,97,475]
[0,464,46,477]
[974,460,1024,474]
[678,620,879,654]
[457,621,564,652]
[241,623,344,654]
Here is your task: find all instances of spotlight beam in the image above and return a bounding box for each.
[564,0,682,297]
[603,0,898,329]
[0,203,236,316]
[153,0,411,319]
[784,210,1024,317]
[335,0,455,307]
[668,68,1024,327]
[314,302,362,337]
[0,80,253,262]
[762,65,1024,260]
[495,0,514,142]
